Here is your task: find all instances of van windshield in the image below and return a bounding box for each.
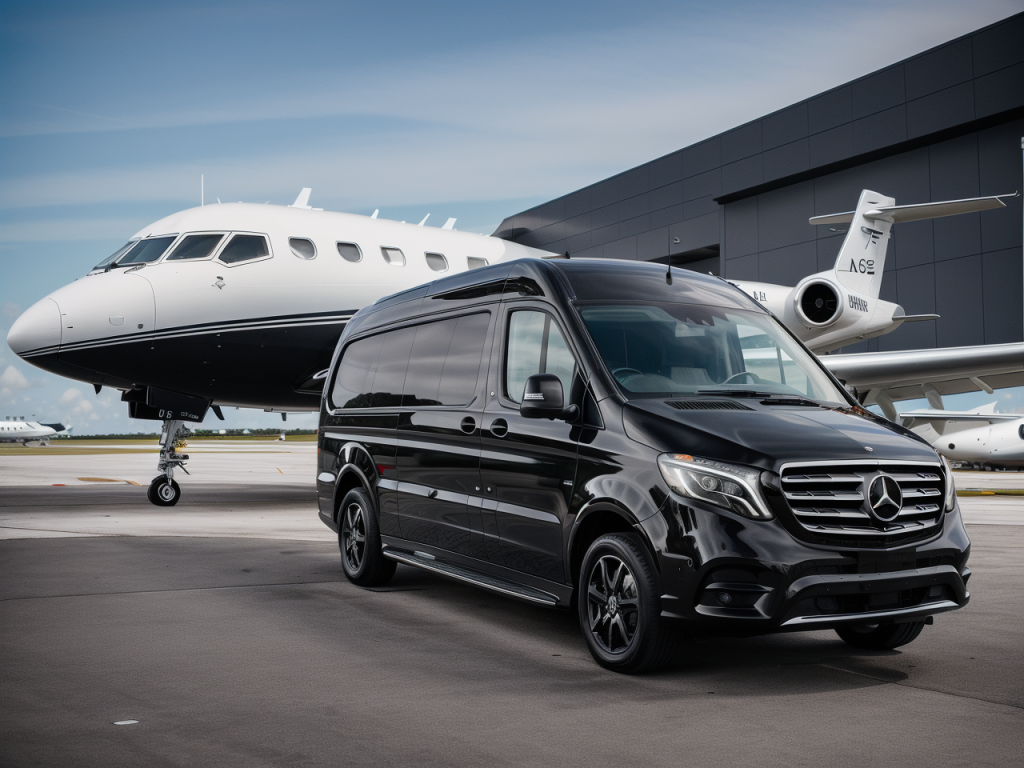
[578,303,845,402]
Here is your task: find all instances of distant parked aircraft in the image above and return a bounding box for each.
[899,404,1024,469]
[0,420,66,445]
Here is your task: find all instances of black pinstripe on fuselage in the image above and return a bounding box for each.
[21,310,356,411]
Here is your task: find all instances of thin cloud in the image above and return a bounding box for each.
[0,364,32,396]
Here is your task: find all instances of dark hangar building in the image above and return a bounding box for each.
[494,13,1024,354]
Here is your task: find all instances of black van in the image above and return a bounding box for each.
[317,258,970,672]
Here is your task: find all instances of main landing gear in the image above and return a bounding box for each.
[147,419,191,506]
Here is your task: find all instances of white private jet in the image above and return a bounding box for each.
[898,405,1024,469]
[0,419,66,445]
[6,188,1021,504]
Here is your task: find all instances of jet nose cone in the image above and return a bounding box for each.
[7,297,61,357]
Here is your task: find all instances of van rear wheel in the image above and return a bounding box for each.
[835,621,925,650]
[578,533,678,673]
[338,487,395,587]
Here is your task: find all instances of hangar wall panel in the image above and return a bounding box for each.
[497,14,1024,353]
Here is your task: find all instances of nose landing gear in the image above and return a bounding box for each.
[148,418,191,506]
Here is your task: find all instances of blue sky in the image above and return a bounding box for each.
[2,0,1022,433]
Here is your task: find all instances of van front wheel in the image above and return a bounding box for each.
[578,533,678,673]
[338,487,395,587]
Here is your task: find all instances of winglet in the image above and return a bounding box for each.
[442,218,457,230]
[370,209,379,219]
[290,188,313,209]
[418,214,430,226]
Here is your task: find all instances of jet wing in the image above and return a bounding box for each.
[897,409,1019,430]
[821,342,1024,403]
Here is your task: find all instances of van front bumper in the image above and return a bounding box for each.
[647,498,971,633]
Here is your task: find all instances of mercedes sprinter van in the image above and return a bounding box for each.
[317,258,970,672]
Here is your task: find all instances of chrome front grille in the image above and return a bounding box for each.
[780,461,945,546]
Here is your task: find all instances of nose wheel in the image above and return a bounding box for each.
[147,418,191,506]
[148,476,181,506]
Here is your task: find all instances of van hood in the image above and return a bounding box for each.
[621,398,938,471]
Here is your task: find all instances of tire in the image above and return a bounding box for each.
[147,476,180,506]
[338,487,396,587]
[835,621,926,650]
[578,533,678,673]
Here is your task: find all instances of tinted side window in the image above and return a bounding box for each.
[368,327,416,407]
[403,321,451,407]
[219,234,270,264]
[332,334,384,408]
[505,310,575,403]
[403,313,489,407]
[439,313,489,405]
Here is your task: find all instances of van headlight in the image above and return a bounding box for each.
[940,455,957,512]
[657,454,774,520]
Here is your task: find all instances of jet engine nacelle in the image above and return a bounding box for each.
[793,278,844,328]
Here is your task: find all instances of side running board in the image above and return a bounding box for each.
[381,546,559,606]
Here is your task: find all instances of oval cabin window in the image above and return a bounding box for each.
[289,238,316,260]
[381,247,406,266]
[337,242,362,262]
[425,252,448,272]
[467,257,488,270]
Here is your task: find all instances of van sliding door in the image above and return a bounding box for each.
[396,312,492,559]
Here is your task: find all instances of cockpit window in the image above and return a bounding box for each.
[93,241,138,271]
[166,234,225,261]
[218,234,271,265]
[117,236,178,266]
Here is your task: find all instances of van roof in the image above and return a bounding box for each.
[372,257,761,314]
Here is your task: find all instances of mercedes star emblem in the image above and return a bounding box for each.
[867,473,903,523]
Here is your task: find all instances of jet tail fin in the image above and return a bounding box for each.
[811,190,1018,299]
[818,189,894,299]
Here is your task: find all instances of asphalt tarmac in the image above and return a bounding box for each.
[2,463,1023,765]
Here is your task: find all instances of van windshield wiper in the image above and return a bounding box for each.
[697,389,779,398]
[759,396,822,407]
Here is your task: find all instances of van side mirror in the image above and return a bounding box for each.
[520,374,578,421]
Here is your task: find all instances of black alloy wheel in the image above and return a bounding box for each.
[578,533,678,673]
[588,554,640,654]
[341,499,367,573]
[835,620,926,650]
[147,476,180,506]
[337,487,396,587]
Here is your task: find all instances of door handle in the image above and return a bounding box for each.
[489,418,508,438]
[460,417,477,434]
